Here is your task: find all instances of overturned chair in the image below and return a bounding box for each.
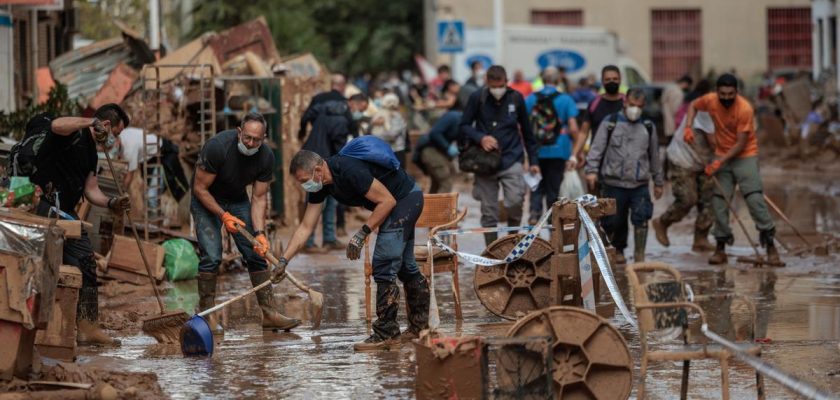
[364,192,467,322]
[626,262,765,400]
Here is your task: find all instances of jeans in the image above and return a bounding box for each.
[307,195,337,246]
[601,184,653,252]
[529,158,567,217]
[191,197,268,273]
[372,189,424,284]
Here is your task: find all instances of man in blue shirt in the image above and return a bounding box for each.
[460,65,540,246]
[525,67,580,223]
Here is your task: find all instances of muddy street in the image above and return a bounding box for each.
[69,165,840,399]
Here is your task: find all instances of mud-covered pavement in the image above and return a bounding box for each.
[80,163,840,399]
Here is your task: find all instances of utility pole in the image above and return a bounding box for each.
[493,0,503,63]
[424,0,436,61]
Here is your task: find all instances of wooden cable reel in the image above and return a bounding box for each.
[501,306,633,400]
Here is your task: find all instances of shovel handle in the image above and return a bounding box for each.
[763,195,813,249]
[235,225,314,293]
[198,279,271,317]
[711,176,763,259]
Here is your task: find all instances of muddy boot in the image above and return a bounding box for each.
[633,226,648,262]
[355,282,401,351]
[197,272,224,335]
[760,229,784,266]
[652,217,670,247]
[250,270,301,331]
[691,231,716,252]
[614,251,627,265]
[483,232,498,246]
[709,240,728,265]
[76,287,120,346]
[401,274,430,342]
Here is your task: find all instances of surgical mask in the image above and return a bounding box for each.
[373,99,383,108]
[719,97,735,109]
[104,133,116,149]
[301,175,322,193]
[237,140,260,156]
[625,106,642,122]
[352,111,364,120]
[604,82,620,95]
[490,87,506,100]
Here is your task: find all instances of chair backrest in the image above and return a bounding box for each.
[416,193,459,229]
[626,262,688,335]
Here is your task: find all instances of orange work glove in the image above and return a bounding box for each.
[254,232,269,258]
[704,159,722,176]
[683,125,695,144]
[221,212,246,233]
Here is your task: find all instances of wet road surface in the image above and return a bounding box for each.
[82,165,840,399]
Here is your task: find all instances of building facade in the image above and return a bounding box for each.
[432,0,812,82]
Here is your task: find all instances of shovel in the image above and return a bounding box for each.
[236,226,324,329]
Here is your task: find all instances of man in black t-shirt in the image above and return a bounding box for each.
[279,148,429,351]
[191,113,300,333]
[25,103,131,346]
[572,65,626,168]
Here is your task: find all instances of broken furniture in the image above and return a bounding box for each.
[473,199,617,320]
[363,193,467,323]
[0,208,64,380]
[626,262,765,400]
[35,266,83,361]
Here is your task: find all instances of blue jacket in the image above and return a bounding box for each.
[412,111,462,171]
[525,86,579,160]
[460,87,538,171]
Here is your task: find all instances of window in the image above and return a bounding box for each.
[531,10,583,26]
[651,9,702,82]
[767,8,812,70]
[624,66,645,87]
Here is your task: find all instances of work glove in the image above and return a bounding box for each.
[271,257,288,284]
[346,224,372,261]
[254,232,269,258]
[447,142,460,158]
[107,195,131,214]
[704,159,722,176]
[91,118,109,144]
[221,212,246,234]
[683,125,695,144]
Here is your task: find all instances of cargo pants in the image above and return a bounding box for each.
[711,156,775,242]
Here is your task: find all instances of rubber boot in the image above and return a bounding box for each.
[483,232,498,246]
[652,217,670,247]
[249,270,301,331]
[355,282,401,351]
[197,272,224,335]
[76,287,120,346]
[401,274,430,343]
[760,229,784,266]
[709,240,728,265]
[691,231,716,252]
[633,225,648,262]
[614,251,627,265]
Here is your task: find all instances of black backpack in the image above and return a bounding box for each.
[8,113,53,177]
[530,91,562,145]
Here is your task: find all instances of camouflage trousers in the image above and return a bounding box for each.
[659,163,714,235]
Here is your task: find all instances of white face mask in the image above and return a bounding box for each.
[625,106,642,122]
[301,174,323,193]
[237,140,260,156]
[490,87,506,100]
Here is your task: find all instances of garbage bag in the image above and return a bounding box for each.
[162,239,199,281]
[559,170,586,200]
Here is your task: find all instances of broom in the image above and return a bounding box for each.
[99,137,189,343]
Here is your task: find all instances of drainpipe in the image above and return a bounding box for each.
[149,0,159,52]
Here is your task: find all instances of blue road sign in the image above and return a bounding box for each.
[438,20,465,53]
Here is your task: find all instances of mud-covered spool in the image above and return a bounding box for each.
[475,235,554,320]
[503,306,632,400]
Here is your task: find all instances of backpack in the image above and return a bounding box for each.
[8,113,52,177]
[598,113,655,176]
[530,91,562,145]
[339,135,401,170]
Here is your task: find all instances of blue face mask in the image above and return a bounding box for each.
[352,111,364,121]
[301,174,323,193]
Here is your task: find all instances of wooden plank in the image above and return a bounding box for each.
[54,220,92,239]
[107,235,165,281]
[99,267,146,286]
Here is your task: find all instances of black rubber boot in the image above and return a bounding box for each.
[633,225,648,262]
[709,240,728,265]
[483,232,498,246]
[76,287,120,346]
[401,274,430,342]
[760,229,784,266]
[355,282,401,351]
[197,272,224,335]
[249,270,301,331]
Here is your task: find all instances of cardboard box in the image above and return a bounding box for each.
[36,266,83,361]
[108,235,165,281]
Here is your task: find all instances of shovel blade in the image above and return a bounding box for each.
[180,315,214,357]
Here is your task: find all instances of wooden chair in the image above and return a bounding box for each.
[626,262,765,400]
[364,193,467,323]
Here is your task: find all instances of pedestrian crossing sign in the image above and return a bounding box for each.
[437,20,465,53]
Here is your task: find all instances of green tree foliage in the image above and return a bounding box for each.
[188,0,423,76]
[76,0,149,41]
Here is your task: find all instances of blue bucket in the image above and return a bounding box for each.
[180,315,214,357]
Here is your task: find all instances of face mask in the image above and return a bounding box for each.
[719,97,735,108]
[625,106,642,122]
[373,99,383,108]
[352,111,364,120]
[301,174,322,193]
[604,82,620,95]
[237,140,259,156]
[490,87,506,100]
[105,133,116,149]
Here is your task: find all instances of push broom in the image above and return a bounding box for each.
[99,137,189,343]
